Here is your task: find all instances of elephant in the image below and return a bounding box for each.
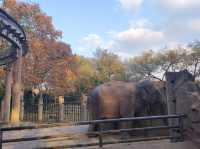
[87,80,167,133]
[88,70,200,140]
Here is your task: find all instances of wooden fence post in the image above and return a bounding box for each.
[98,123,103,148]
[38,94,43,121]
[59,96,65,121]
[20,98,24,121]
[81,94,88,121]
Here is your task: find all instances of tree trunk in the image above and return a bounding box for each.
[11,49,22,123]
[1,65,13,122]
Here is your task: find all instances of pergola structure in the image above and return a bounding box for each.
[0,8,28,122]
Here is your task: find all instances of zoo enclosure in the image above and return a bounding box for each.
[0,114,186,149]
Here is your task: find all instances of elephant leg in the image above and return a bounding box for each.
[119,121,132,139]
[87,107,99,137]
[88,124,97,137]
[119,100,134,139]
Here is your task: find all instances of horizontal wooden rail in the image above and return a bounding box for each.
[3,133,77,143]
[0,114,186,149]
[76,114,186,125]
[0,123,72,131]
[2,125,178,144]
[89,125,179,135]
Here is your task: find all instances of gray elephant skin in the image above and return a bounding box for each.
[88,80,166,131]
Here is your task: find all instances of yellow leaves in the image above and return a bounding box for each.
[77,58,95,77]
[66,69,76,81]
[132,50,156,65]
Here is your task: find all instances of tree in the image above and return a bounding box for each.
[1,0,76,121]
[4,0,76,92]
[125,45,200,82]
[126,50,161,82]
[94,49,125,82]
[188,41,200,78]
[46,41,76,95]
[73,56,97,94]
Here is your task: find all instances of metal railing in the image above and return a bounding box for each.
[0,114,186,149]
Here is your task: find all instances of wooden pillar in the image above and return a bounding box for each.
[11,49,22,123]
[59,96,64,121]
[1,65,13,122]
[38,93,43,121]
[81,94,88,121]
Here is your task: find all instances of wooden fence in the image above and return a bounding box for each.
[0,114,186,149]
[22,102,90,123]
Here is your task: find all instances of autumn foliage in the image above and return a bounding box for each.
[1,0,76,96]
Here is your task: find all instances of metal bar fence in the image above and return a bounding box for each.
[43,103,60,122]
[23,104,38,122]
[64,103,82,122]
[22,102,89,123]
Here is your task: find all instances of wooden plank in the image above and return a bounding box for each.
[89,125,178,136]
[77,114,186,125]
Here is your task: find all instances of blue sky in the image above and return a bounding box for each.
[21,0,200,58]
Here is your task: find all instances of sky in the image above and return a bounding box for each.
[20,0,200,59]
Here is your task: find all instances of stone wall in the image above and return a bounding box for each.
[165,70,200,146]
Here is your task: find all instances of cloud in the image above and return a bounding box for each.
[77,0,200,59]
[109,27,165,54]
[78,19,166,58]
[164,18,200,42]
[129,18,153,28]
[79,34,103,50]
[78,17,200,59]
[189,19,200,32]
[118,0,143,12]
[158,0,200,10]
